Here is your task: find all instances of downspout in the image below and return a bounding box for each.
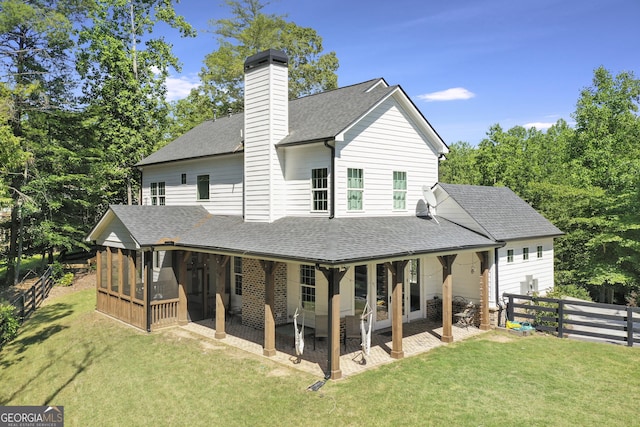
[324,140,335,219]
[494,247,501,326]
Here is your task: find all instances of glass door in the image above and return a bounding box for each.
[376,263,391,328]
[405,259,422,321]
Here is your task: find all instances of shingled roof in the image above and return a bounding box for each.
[137,79,400,166]
[436,183,563,241]
[92,205,500,265]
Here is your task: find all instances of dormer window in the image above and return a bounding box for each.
[311,168,328,212]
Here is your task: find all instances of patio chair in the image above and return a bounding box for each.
[344,315,360,350]
[314,315,328,350]
[454,302,476,329]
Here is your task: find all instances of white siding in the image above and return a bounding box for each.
[141,156,243,215]
[283,144,331,217]
[244,59,288,222]
[497,238,555,297]
[94,216,138,250]
[334,96,439,217]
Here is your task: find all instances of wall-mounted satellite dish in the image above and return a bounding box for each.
[421,185,439,223]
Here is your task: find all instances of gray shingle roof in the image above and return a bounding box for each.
[137,79,395,166]
[437,183,563,241]
[100,205,500,265]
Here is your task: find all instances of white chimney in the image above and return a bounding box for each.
[243,49,288,222]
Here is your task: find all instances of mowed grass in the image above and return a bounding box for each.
[1,289,639,427]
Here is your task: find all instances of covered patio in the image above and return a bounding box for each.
[180,316,486,378]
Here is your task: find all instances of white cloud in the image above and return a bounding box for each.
[523,122,556,130]
[418,87,475,102]
[165,75,200,101]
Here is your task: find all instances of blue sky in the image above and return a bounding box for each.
[163,0,640,146]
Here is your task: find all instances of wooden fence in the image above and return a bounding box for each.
[504,293,640,347]
[8,266,55,324]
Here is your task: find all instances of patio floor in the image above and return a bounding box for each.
[179,317,487,379]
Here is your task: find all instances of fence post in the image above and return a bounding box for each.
[557,300,564,338]
[627,307,634,347]
[506,294,514,322]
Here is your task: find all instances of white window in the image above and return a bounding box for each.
[197,175,209,200]
[347,168,363,211]
[393,171,407,210]
[311,168,328,212]
[181,173,187,185]
[537,246,543,258]
[150,182,165,205]
[507,249,514,263]
[523,247,529,261]
[300,265,316,311]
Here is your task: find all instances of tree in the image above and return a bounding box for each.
[0,0,84,285]
[77,0,195,207]
[171,0,339,136]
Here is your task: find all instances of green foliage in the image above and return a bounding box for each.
[170,0,339,138]
[546,284,592,301]
[440,67,640,302]
[56,272,74,287]
[0,302,19,348]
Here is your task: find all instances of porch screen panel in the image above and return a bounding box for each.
[100,250,108,289]
[122,250,130,296]
[409,259,420,313]
[110,247,119,292]
[376,264,389,321]
[135,252,144,301]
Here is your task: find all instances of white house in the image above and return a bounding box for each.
[87,49,562,380]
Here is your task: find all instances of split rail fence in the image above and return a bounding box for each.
[6,266,55,325]
[504,293,640,347]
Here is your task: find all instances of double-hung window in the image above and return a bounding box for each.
[197,175,210,200]
[537,246,543,258]
[347,168,363,211]
[393,171,407,210]
[300,265,316,311]
[507,249,514,263]
[523,247,529,261]
[311,168,328,212]
[150,182,165,205]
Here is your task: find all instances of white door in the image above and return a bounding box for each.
[404,259,422,322]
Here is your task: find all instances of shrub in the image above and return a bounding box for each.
[0,302,20,348]
[56,273,74,287]
[546,284,592,301]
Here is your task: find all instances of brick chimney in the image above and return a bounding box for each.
[243,49,288,222]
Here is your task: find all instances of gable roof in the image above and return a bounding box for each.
[87,205,500,265]
[436,183,563,241]
[137,78,446,167]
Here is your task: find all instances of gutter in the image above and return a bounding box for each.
[324,140,335,219]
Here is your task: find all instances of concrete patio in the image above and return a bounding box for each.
[179,317,487,379]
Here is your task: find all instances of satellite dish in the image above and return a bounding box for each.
[422,185,437,207]
[421,185,439,223]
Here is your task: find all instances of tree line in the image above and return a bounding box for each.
[440,67,640,303]
[0,0,338,285]
[1,1,638,305]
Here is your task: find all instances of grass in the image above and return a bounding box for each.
[0,253,50,286]
[1,289,639,426]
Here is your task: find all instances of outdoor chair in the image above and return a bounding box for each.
[344,315,360,350]
[314,315,328,350]
[454,302,476,329]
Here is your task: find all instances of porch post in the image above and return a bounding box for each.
[385,260,408,359]
[261,260,277,357]
[177,251,190,325]
[145,250,153,332]
[96,248,102,289]
[319,266,348,381]
[214,255,230,339]
[438,255,456,343]
[476,251,491,331]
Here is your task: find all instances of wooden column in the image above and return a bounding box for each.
[319,266,348,380]
[476,251,491,331]
[261,260,277,357]
[145,251,152,332]
[214,255,230,339]
[177,251,190,325]
[385,260,408,359]
[438,254,457,343]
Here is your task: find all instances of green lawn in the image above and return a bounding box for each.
[1,289,639,426]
